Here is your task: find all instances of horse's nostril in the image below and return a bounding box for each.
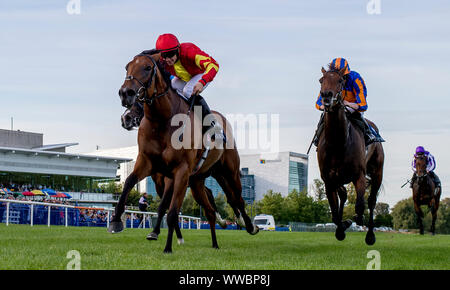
[126,88,136,97]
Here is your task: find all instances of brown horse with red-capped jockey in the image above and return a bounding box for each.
[109,48,258,253]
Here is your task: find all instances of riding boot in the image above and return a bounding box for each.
[410,173,417,188]
[195,95,225,143]
[429,171,441,195]
[313,117,325,147]
[361,118,377,146]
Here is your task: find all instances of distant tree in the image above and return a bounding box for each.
[374,202,393,227]
[254,190,284,223]
[312,179,326,201]
[283,189,318,224]
[214,193,229,220]
[312,199,332,223]
[100,181,122,194]
[435,198,450,234]
[181,190,201,218]
[391,198,417,230]
[147,194,160,212]
[342,183,369,224]
[126,188,141,206]
[374,202,390,216]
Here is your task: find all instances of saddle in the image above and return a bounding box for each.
[176,92,227,144]
[346,110,384,145]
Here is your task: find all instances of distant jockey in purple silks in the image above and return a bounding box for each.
[410,146,441,191]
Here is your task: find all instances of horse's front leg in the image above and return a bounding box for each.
[365,189,377,245]
[164,163,190,253]
[325,184,344,241]
[147,177,173,241]
[430,195,440,235]
[337,185,352,231]
[108,154,152,233]
[413,199,424,235]
[354,175,367,226]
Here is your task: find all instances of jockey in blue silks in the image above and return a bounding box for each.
[314,58,384,147]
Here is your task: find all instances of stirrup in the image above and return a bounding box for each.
[434,186,441,196]
[209,121,226,143]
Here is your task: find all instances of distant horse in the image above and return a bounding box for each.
[109,50,258,253]
[412,154,441,235]
[317,66,384,245]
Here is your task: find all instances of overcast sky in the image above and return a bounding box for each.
[1,0,449,207]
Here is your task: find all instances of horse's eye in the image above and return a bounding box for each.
[319,77,323,83]
[144,66,152,71]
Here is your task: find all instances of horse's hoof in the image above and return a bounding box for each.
[108,221,124,234]
[146,232,158,241]
[365,231,376,245]
[250,225,259,235]
[177,238,184,245]
[335,230,346,241]
[163,248,172,254]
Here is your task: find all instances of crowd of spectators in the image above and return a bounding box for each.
[79,209,108,224]
[0,182,70,193]
[0,193,71,205]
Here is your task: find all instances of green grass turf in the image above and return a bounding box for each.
[0,224,448,270]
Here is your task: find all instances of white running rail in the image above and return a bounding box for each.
[0,198,201,229]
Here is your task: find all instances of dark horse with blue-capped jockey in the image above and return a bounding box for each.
[314,59,385,245]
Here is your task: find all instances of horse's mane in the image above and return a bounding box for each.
[327,63,341,74]
[139,49,172,86]
[325,63,348,81]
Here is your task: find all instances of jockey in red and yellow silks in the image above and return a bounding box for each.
[155,33,224,145]
[165,42,219,87]
[156,33,219,99]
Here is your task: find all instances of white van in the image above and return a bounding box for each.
[253,214,276,231]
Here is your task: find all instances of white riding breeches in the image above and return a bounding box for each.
[171,74,208,100]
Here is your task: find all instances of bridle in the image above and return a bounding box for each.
[322,72,345,112]
[125,54,169,106]
[415,155,428,179]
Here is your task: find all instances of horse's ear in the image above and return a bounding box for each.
[338,67,347,76]
[321,67,326,75]
[141,49,158,55]
[153,52,161,62]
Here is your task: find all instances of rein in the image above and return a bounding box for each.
[125,54,169,106]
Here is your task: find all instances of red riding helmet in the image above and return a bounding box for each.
[156,33,180,52]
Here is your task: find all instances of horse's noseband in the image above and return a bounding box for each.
[322,74,344,112]
[323,90,343,112]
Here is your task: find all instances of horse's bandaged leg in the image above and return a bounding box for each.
[215,212,227,228]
